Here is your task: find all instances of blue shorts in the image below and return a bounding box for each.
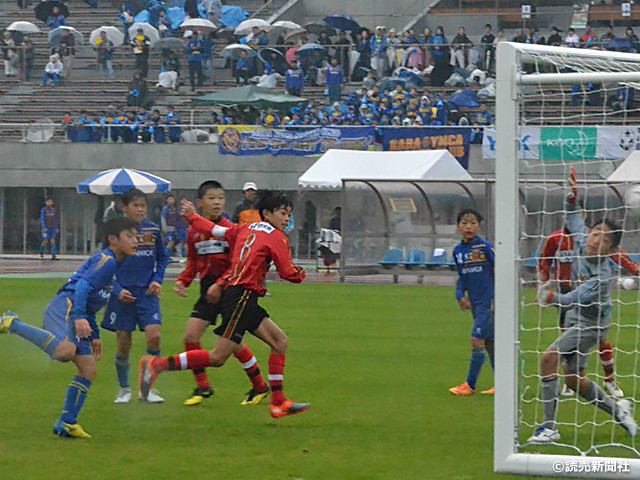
[164,230,177,244]
[177,228,188,243]
[42,293,93,357]
[101,286,162,332]
[42,228,57,240]
[471,303,494,340]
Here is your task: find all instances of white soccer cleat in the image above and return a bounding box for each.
[616,399,638,437]
[527,426,561,444]
[560,384,574,396]
[604,380,624,399]
[114,387,132,404]
[139,389,164,403]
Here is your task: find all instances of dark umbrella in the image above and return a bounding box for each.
[258,47,287,75]
[296,42,326,59]
[397,70,424,87]
[323,14,359,32]
[151,37,184,50]
[304,22,335,37]
[379,77,407,92]
[112,0,141,13]
[352,66,375,82]
[34,1,70,23]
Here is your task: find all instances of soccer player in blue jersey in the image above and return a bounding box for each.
[102,188,170,404]
[40,198,58,260]
[449,208,496,396]
[0,217,138,438]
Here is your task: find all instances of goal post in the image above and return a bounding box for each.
[495,41,640,477]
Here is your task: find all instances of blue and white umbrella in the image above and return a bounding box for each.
[77,168,171,195]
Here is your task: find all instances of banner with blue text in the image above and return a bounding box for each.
[218,126,375,156]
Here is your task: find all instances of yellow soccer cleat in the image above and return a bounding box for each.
[53,420,92,439]
[449,382,475,396]
[0,311,17,334]
[183,386,214,406]
[241,387,270,406]
[481,387,495,395]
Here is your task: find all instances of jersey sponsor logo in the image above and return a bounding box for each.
[462,266,484,274]
[195,240,228,255]
[556,250,574,263]
[249,222,275,234]
[135,249,155,257]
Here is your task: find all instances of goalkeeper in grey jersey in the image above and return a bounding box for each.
[528,174,638,444]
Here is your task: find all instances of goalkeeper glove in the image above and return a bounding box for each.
[537,281,558,307]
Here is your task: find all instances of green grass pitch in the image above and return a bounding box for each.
[4,278,637,479]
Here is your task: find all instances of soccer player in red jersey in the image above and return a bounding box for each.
[140,190,309,418]
[538,173,638,398]
[175,180,269,407]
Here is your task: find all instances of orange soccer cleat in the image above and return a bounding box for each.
[481,387,495,395]
[449,382,475,396]
[270,399,310,418]
[139,355,160,400]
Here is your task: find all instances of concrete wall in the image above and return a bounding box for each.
[0,143,317,190]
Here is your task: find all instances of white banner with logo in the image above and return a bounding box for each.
[483,126,639,161]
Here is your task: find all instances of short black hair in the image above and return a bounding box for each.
[197,180,224,198]
[103,217,137,245]
[256,190,292,220]
[166,194,175,199]
[592,217,622,249]
[457,208,483,224]
[121,188,146,206]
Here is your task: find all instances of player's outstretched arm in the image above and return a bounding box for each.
[564,168,588,236]
[270,235,306,283]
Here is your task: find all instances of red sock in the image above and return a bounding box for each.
[185,342,210,389]
[599,340,615,382]
[235,345,267,392]
[268,353,286,406]
[158,350,211,372]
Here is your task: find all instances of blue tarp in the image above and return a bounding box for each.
[449,90,480,109]
[220,5,249,28]
[134,9,150,23]
[166,6,185,28]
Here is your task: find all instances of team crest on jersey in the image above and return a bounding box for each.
[470,250,483,261]
[142,233,154,243]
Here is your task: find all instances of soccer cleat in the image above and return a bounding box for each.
[481,387,495,395]
[139,389,164,403]
[604,380,624,399]
[39,253,44,259]
[114,387,132,404]
[270,399,310,418]
[561,384,574,396]
[0,311,16,334]
[527,426,560,444]
[53,420,91,439]
[241,387,270,406]
[616,399,639,437]
[183,386,214,406]
[138,355,159,400]
[51,255,57,261]
[449,382,475,396]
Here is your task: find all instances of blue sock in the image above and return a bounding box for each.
[39,244,44,255]
[51,244,57,256]
[146,348,161,356]
[488,351,495,371]
[115,355,130,388]
[466,347,486,390]
[60,375,92,424]
[9,318,60,356]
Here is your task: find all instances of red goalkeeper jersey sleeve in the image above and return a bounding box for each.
[176,216,235,287]
[188,214,305,296]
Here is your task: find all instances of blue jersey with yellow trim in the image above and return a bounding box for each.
[58,248,119,315]
[453,235,495,305]
[115,220,169,289]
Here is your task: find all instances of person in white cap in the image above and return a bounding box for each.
[232,182,261,225]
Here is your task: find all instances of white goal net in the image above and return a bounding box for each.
[495,42,640,477]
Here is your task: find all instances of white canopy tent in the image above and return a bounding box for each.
[607,151,640,182]
[298,149,472,189]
